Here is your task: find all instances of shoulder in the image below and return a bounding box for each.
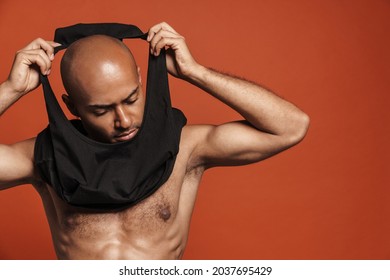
[0,137,39,190]
[10,137,37,156]
[9,137,51,191]
[5,137,37,168]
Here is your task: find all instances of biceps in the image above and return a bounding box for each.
[0,143,35,190]
[198,121,288,168]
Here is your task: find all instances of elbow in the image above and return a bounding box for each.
[285,112,310,147]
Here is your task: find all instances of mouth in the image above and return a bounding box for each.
[113,128,139,142]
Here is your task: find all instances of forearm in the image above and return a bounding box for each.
[0,81,23,116]
[186,65,309,138]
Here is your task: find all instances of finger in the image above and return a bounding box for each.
[27,49,52,70]
[21,38,59,61]
[45,41,62,59]
[157,22,179,34]
[147,22,179,42]
[48,41,62,47]
[20,49,52,75]
[21,38,47,51]
[150,30,183,55]
[153,36,182,56]
[35,39,60,61]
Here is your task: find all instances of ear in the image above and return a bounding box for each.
[137,66,142,85]
[62,94,80,117]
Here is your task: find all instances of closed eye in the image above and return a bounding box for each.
[93,109,108,116]
[123,88,139,105]
[88,86,140,115]
[124,97,137,105]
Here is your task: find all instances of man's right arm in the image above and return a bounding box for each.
[0,138,36,190]
[0,82,36,190]
[0,38,59,190]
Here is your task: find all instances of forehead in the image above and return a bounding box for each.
[78,70,141,105]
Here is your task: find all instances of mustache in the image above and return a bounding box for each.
[113,126,140,137]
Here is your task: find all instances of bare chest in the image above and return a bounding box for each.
[38,155,202,240]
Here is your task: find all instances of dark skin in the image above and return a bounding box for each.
[60,35,145,143]
[0,22,309,259]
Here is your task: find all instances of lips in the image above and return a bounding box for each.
[114,128,139,142]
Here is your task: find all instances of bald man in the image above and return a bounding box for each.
[0,22,309,259]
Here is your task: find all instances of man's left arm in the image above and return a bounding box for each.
[148,22,310,168]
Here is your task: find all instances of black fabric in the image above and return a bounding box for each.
[34,23,187,209]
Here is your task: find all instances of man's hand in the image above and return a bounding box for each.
[147,22,200,80]
[4,38,59,97]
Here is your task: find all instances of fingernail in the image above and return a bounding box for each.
[50,54,54,60]
[46,69,51,75]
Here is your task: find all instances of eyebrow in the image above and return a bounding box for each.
[88,86,139,109]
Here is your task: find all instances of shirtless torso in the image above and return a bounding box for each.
[0,22,309,259]
[29,125,204,259]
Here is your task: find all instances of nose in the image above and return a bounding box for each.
[114,105,131,130]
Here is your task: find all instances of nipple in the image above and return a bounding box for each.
[159,206,171,222]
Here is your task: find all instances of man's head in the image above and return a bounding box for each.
[61,35,145,143]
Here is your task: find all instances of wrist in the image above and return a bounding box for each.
[0,80,24,102]
[183,63,209,85]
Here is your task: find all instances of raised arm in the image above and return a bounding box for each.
[148,22,309,168]
[0,38,58,190]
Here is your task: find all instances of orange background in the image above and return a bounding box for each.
[0,0,389,259]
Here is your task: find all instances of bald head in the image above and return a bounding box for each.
[60,35,138,101]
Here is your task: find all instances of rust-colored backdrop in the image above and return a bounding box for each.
[0,0,389,259]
